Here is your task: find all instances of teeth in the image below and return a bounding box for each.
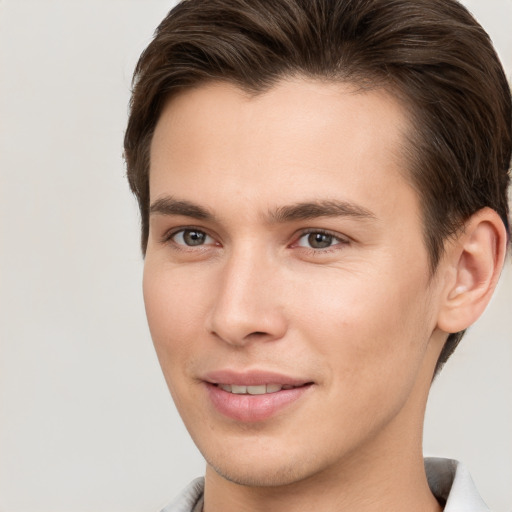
[247,385,266,395]
[217,384,295,394]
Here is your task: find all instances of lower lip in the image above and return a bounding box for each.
[205,383,312,422]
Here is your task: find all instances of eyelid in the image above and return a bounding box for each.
[159,225,349,250]
[291,228,350,249]
[161,226,219,247]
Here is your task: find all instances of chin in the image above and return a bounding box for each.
[202,441,328,488]
[208,459,312,487]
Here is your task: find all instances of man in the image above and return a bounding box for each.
[124,0,511,510]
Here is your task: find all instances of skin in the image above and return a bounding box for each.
[143,78,504,512]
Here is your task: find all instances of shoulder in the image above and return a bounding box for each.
[160,477,204,512]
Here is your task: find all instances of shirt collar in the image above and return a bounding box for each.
[425,457,490,511]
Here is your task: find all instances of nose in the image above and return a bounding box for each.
[206,247,288,347]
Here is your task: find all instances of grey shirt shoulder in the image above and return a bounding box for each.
[160,477,204,512]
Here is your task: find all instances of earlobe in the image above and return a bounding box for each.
[437,208,508,334]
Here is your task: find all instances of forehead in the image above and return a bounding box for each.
[149,78,417,223]
[151,78,409,162]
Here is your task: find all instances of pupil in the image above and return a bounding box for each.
[184,230,205,246]
[308,233,332,249]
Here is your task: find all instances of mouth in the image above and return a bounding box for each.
[215,383,304,395]
[203,373,314,422]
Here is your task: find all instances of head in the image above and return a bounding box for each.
[125,0,511,490]
[125,0,511,375]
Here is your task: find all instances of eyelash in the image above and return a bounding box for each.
[292,229,349,252]
[159,228,212,255]
[162,227,349,253]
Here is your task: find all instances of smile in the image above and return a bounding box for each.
[217,383,300,395]
[206,380,313,422]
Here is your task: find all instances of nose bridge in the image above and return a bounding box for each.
[208,241,287,345]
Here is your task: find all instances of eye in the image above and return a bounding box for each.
[295,230,347,250]
[171,229,215,247]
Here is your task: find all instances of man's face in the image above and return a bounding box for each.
[144,79,446,486]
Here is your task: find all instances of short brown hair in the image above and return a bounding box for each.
[124,0,511,371]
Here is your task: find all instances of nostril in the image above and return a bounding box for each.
[244,331,272,341]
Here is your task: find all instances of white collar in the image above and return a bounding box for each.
[425,457,490,511]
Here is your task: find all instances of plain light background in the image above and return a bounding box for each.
[0,1,511,511]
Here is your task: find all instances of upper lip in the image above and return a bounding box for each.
[202,369,312,387]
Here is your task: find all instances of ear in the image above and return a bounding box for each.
[437,207,508,334]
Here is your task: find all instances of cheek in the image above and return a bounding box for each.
[295,267,433,387]
[142,263,214,422]
[143,263,208,366]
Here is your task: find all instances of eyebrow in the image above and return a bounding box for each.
[269,200,376,223]
[149,196,376,224]
[149,197,214,220]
